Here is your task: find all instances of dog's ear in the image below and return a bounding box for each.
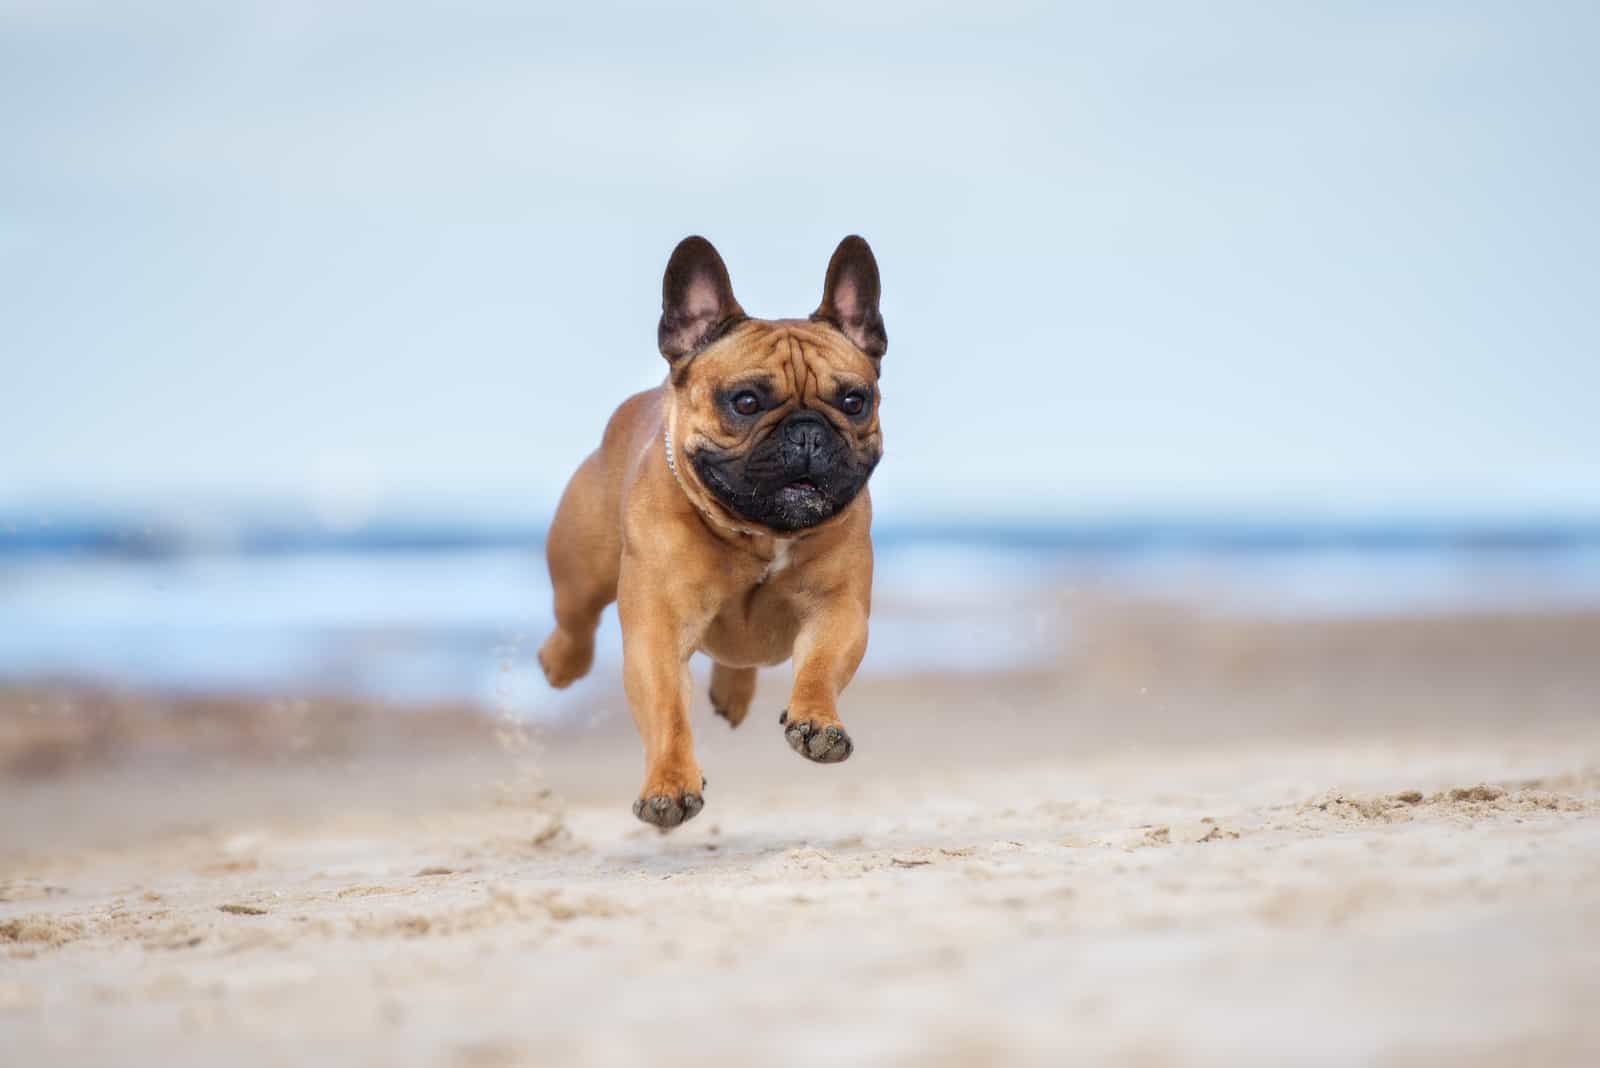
[658,236,745,364]
[812,235,886,364]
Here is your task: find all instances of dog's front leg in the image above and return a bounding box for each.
[617,555,713,829]
[782,586,869,764]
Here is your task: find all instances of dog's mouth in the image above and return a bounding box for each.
[689,445,878,534]
[779,478,824,502]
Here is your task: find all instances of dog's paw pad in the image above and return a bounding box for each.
[784,720,853,764]
[632,792,705,830]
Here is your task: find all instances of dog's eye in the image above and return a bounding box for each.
[730,391,761,416]
[840,390,869,417]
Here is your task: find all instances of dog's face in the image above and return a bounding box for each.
[677,318,881,532]
[658,236,887,534]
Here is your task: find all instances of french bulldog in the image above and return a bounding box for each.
[537,235,887,828]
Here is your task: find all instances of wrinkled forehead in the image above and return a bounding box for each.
[688,320,876,395]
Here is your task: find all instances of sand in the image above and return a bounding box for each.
[3,607,1599,1066]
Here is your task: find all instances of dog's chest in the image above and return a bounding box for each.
[699,540,806,667]
[757,538,794,584]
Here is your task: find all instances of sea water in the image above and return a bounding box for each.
[4,519,1598,717]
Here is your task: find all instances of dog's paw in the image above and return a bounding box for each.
[631,772,707,831]
[709,666,756,729]
[780,710,854,764]
[712,699,747,728]
[631,791,705,830]
[537,629,592,689]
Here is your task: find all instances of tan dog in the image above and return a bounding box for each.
[537,235,887,829]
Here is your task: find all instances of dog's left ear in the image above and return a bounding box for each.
[812,235,887,365]
[659,236,745,365]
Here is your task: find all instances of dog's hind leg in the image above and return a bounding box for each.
[709,662,757,727]
[538,453,620,688]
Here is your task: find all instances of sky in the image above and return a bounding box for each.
[3,1,1598,522]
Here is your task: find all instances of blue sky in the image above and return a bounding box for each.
[3,1,1597,521]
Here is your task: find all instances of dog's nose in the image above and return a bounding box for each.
[783,412,829,454]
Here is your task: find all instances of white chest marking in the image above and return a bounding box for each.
[760,539,794,583]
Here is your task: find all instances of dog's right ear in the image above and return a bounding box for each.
[658,236,745,365]
[813,235,886,365]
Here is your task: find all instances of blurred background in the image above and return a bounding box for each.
[5,8,1600,1064]
[3,0,1599,725]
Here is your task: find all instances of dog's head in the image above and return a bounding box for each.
[658,236,886,534]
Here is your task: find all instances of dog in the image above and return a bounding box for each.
[537,235,887,829]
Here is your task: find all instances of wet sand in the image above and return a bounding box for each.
[3,607,1599,1065]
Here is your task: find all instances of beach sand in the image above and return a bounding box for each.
[3,606,1599,1065]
